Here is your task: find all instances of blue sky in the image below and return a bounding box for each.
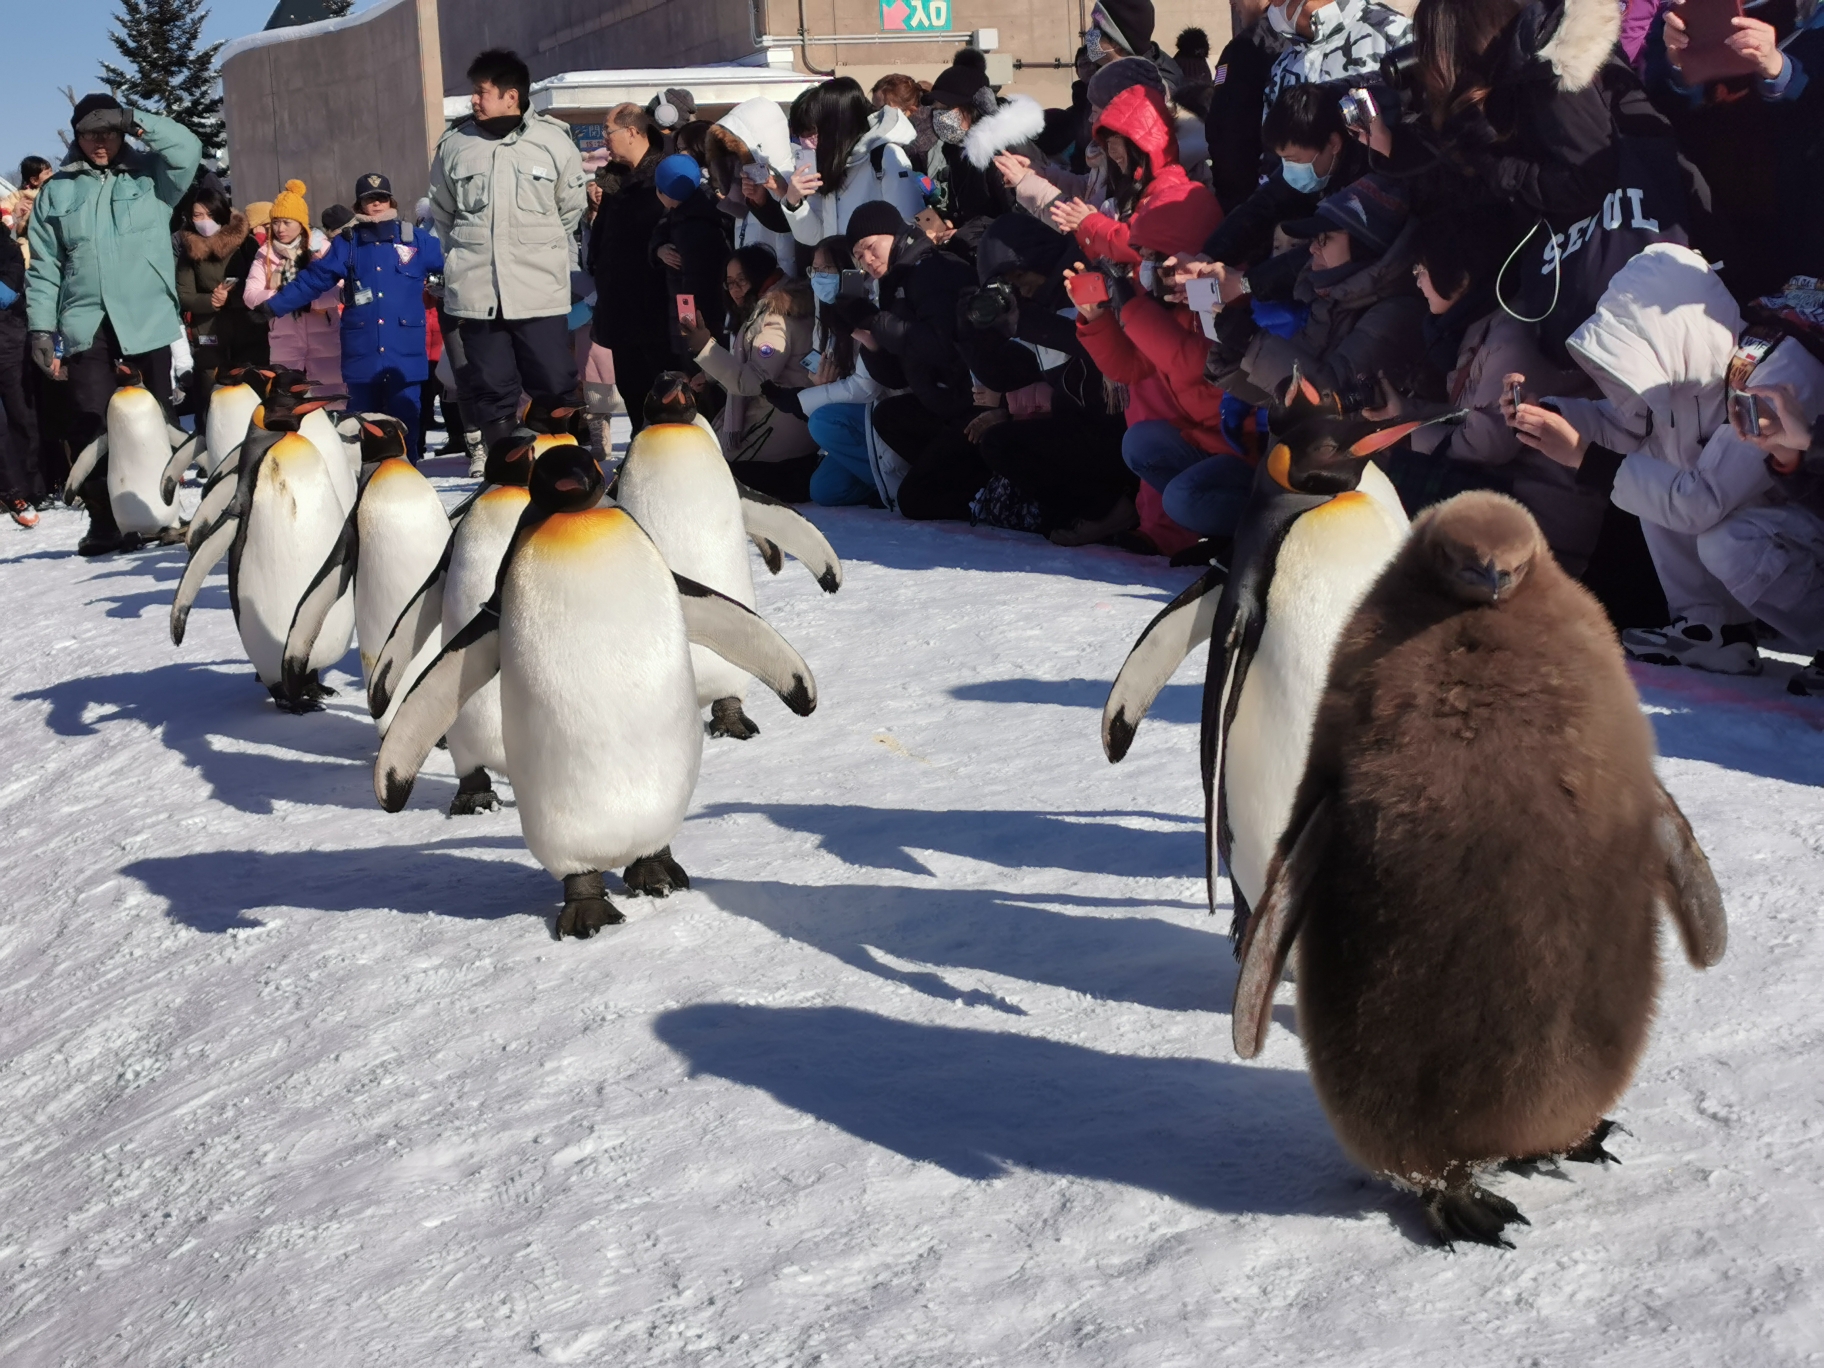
[4,0,374,188]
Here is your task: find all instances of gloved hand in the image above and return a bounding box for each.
[29,332,58,377]
[249,302,277,325]
[761,381,807,421]
[1209,300,1260,365]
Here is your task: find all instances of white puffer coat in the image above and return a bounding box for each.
[781,106,926,247]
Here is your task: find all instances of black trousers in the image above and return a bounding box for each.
[607,336,667,438]
[870,393,984,523]
[730,454,820,503]
[0,322,42,501]
[457,315,579,434]
[979,413,1133,530]
[65,320,172,537]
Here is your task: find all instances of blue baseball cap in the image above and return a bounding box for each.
[655,154,702,201]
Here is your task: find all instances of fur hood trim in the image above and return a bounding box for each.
[761,276,815,319]
[964,95,1048,170]
[181,211,250,261]
[1539,0,1621,92]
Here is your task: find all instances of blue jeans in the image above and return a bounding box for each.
[346,377,423,458]
[1121,418,1254,537]
[807,403,878,506]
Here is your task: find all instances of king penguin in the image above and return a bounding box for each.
[616,374,843,739]
[1233,492,1727,1247]
[60,364,189,544]
[374,446,821,936]
[160,365,270,503]
[1101,371,1421,932]
[367,428,567,813]
[170,397,356,710]
[281,415,450,710]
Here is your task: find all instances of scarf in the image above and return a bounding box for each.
[267,234,306,290]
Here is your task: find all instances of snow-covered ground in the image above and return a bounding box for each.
[2,451,1822,1366]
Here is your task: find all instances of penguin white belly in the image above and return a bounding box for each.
[206,385,260,474]
[106,389,182,535]
[617,425,755,706]
[1223,487,1408,908]
[236,437,354,685]
[443,486,530,777]
[500,507,703,876]
[302,408,357,513]
[354,459,451,678]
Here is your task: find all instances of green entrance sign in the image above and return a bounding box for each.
[880,0,953,32]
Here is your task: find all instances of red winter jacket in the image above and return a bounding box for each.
[1071,85,1224,265]
[1078,299,1234,456]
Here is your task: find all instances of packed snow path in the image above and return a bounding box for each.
[2,464,1822,1366]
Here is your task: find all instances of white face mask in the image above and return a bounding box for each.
[1138,259,1157,292]
[1267,0,1306,37]
[193,216,220,238]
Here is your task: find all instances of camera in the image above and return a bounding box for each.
[1380,43,1420,92]
[964,279,1019,331]
[1338,88,1378,133]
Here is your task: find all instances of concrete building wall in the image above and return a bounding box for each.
[221,0,444,217]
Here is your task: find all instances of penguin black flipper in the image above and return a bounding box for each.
[733,480,843,592]
[1654,781,1728,968]
[1103,565,1225,763]
[672,573,818,716]
[751,534,784,575]
[368,543,455,719]
[171,515,238,645]
[281,509,361,701]
[373,602,503,813]
[444,486,483,527]
[1232,795,1333,1059]
[186,460,243,551]
[63,434,108,504]
[158,428,205,504]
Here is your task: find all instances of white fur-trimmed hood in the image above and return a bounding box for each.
[1539,0,1622,92]
[964,95,1048,170]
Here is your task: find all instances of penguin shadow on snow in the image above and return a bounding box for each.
[1639,689,1824,788]
[691,802,1205,880]
[124,835,546,932]
[951,676,1202,725]
[654,1004,1356,1218]
[696,878,1228,1015]
[13,659,428,814]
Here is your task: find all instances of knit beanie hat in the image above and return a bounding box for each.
[1093,0,1156,54]
[655,153,701,201]
[930,50,995,112]
[71,93,127,133]
[243,201,273,231]
[1086,55,1165,111]
[270,178,309,226]
[846,199,909,244]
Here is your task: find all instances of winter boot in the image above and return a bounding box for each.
[1788,652,1824,697]
[76,473,123,556]
[8,497,39,529]
[1621,618,1762,674]
[1048,493,1139,547]
[464,428,488,479]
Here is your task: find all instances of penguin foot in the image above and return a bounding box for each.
[1421,1184,1529,1250]
[557,872,625,939]
[1563,1118,1626,1166]
[623,846,691,897]
[448,768,500,816]
[708,697,761,740]
[152,525,186,546]
[268,683,324,714]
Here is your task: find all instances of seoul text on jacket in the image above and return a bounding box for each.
[429,111,588,321]
[265,217,444,385]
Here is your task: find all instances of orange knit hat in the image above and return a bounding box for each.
[270,178,309,228]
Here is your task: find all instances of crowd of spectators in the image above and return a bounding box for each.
[9,0,1824,691]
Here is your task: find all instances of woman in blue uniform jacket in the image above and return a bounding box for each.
[262,174,444,452]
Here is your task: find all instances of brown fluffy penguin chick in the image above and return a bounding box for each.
[1233,491,1727,1248]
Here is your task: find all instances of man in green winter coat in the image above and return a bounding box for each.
[26,94,202,554]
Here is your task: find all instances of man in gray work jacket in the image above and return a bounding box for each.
[428,48,588,451]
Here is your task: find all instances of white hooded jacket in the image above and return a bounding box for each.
[713,97,801,273]
[1553,244,1824,535]
[782,106,925,247]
